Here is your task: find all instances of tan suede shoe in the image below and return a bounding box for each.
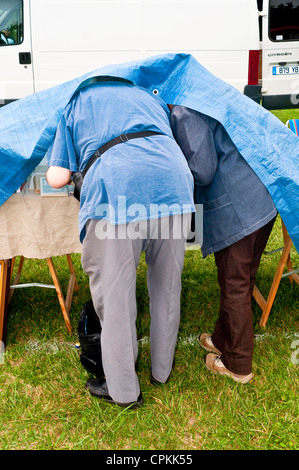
[197,333,221,355]
[204,353,253,384]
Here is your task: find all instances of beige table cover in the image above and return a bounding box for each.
[0,189,81,260]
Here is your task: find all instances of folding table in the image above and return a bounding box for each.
[0,188,81,344]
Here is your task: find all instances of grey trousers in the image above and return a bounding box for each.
[81,214,190,403]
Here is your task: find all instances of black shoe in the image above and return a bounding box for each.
[85,377,144,409]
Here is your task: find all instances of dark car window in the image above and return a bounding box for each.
[0,0,23,46]
[269,0,299,41]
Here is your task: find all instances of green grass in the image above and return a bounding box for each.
[0,110,298,451]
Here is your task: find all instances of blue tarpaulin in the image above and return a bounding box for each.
[0,53,298,252]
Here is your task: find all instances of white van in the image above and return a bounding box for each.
[258,0,299,109]
[0,0,298,109]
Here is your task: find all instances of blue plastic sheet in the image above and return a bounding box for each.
[0,53,298,252]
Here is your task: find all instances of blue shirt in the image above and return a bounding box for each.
[47,82,195,241]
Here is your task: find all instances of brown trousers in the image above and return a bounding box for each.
[212,217,276,375]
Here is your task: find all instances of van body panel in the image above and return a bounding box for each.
[29,0,259,93]
[0,0,34,103]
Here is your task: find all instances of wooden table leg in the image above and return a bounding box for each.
[5,256,77,336]
[8,256,24,302]
[282,222,299,285]
[257,235,294,327]
[46,258,72,334]
[0,259,12,345]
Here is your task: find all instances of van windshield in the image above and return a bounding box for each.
[0,0,23,46]
[269,0,299,41]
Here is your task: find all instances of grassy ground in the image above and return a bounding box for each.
[0,110,298,451]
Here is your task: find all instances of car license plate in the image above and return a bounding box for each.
[272,64,299,75]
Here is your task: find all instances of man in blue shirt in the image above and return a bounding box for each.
[46,81,194,408]
[170,105,277,384]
